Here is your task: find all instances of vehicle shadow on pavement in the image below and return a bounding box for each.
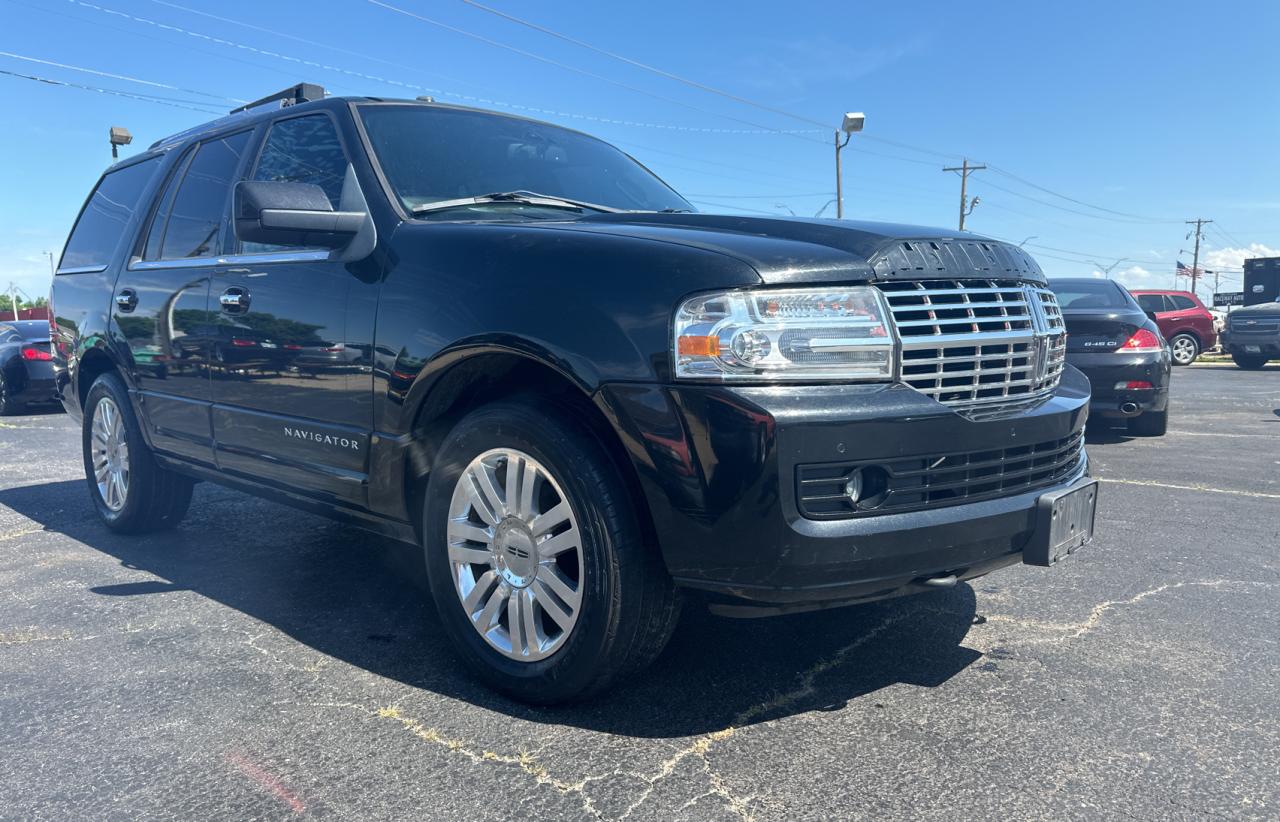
[1,479,983,738]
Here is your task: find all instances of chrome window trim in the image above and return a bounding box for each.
[56,265,109,275]
[127,250,332,270]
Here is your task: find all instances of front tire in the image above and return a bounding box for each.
[422,399,680,704]
[1232,353,1269,370]
[82,373,193,533]
[1169,333,1199,366]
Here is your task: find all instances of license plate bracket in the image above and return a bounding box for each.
[1025,480,1099,567]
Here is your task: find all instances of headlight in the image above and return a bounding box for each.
[673,286,897,381]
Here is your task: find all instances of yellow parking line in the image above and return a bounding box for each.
[1099,477,1280,500]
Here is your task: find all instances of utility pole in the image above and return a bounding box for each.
[1186,218,1212,296]
[7,283,18,322]
[44,251,55,277]
[944,159,986,230]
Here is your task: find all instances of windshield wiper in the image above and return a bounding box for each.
[411,190,625,215]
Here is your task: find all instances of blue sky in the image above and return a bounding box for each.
[2,0,1277,302]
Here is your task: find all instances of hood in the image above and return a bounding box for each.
[521,212,1046,285]
[1231,301,1280,317]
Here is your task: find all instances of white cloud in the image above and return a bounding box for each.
[1112,265,1162,289]
[1202,243,1279,274]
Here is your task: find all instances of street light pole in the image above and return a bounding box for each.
[833,112,865,219]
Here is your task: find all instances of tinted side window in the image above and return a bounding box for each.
[1136,294,1167,313]
[142,149,193,261]
[1169,295,1197,310]
[253,115,348,207]
[160,131,251,260]
[59,157,161,271]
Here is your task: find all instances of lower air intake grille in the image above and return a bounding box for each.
[796,431,1085,520]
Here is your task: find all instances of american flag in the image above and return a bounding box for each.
[1176,260,1200,278]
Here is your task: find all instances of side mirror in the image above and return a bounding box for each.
[234,181,365,249]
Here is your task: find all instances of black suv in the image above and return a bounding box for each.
[51,85,1097,702]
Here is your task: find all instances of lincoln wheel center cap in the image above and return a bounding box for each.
[493,518,538,588]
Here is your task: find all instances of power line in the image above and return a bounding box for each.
[145,0,477,89]
[59,0,835,137]
[367,0,828,144]
[986,165,1180,223]
[685,192,833,199]
[0,48,240,102]
[457,0,967,163]
[0,67,223,114]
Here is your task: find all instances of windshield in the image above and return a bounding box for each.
[1049,280,1136,310]
[358,105,693,217]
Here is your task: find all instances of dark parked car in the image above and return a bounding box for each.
[1219,299,1280,369]
[0,320,59,415]
[1049,279,1171,436]
[1129,289,1216,365]
[50,85,1098,702]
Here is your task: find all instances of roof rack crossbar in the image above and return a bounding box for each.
[229,83,326,115]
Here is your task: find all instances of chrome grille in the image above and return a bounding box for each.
[876,279,1066,415]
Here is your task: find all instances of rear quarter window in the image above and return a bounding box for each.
[1169,295,1198,310]
[59,157,162,272]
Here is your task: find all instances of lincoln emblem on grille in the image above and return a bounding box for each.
[1023,285,1056,384]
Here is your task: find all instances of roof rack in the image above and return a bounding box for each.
[229,83,326,115]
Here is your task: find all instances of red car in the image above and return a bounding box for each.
[1128,289,1217,365]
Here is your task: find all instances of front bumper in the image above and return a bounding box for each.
[1066,349,1171,418]
[596,366,1091,611]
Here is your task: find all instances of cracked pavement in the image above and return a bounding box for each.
[1,364,1277,820]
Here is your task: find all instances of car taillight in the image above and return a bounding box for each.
[1114,380,1154,390]
[1119,328,1162,353]
[20,346,53,361]
[231,338,256,347]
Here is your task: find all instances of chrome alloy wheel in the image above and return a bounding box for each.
[1171,335,1197,365]
[91,396,130,512]
[447,448,584,662]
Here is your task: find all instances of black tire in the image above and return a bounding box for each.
[82,373,194,533]
[1232,353,1269,370]
[0,372,21,416]
[1128,408,1168,437]
[1169,333,1199,366]
[422,399,680,704]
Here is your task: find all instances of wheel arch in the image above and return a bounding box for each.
[400,346,660,559]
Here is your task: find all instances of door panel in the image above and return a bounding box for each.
[209,258,374,504]
[207,111,377,506]
[114,131,254,462]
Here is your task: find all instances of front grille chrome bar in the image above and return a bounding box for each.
[876,279,1066,417]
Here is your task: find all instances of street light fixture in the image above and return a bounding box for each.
[1089,258,1128,278]
[834,112,865,220]
[109,126,132,161]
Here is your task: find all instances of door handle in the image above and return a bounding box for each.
[219,286,251,313]
[115,289,138,312]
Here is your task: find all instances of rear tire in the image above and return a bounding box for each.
[422,399,680,704]
[1232,353,1269,370]
[82,373,193,533]
[1169,333,1199,366]
[1128,407,1168,437]
[0,373,21,416]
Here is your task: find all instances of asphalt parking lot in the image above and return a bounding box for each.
[2,363,1277,821]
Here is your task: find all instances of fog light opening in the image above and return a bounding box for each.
[846,466,890,510]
